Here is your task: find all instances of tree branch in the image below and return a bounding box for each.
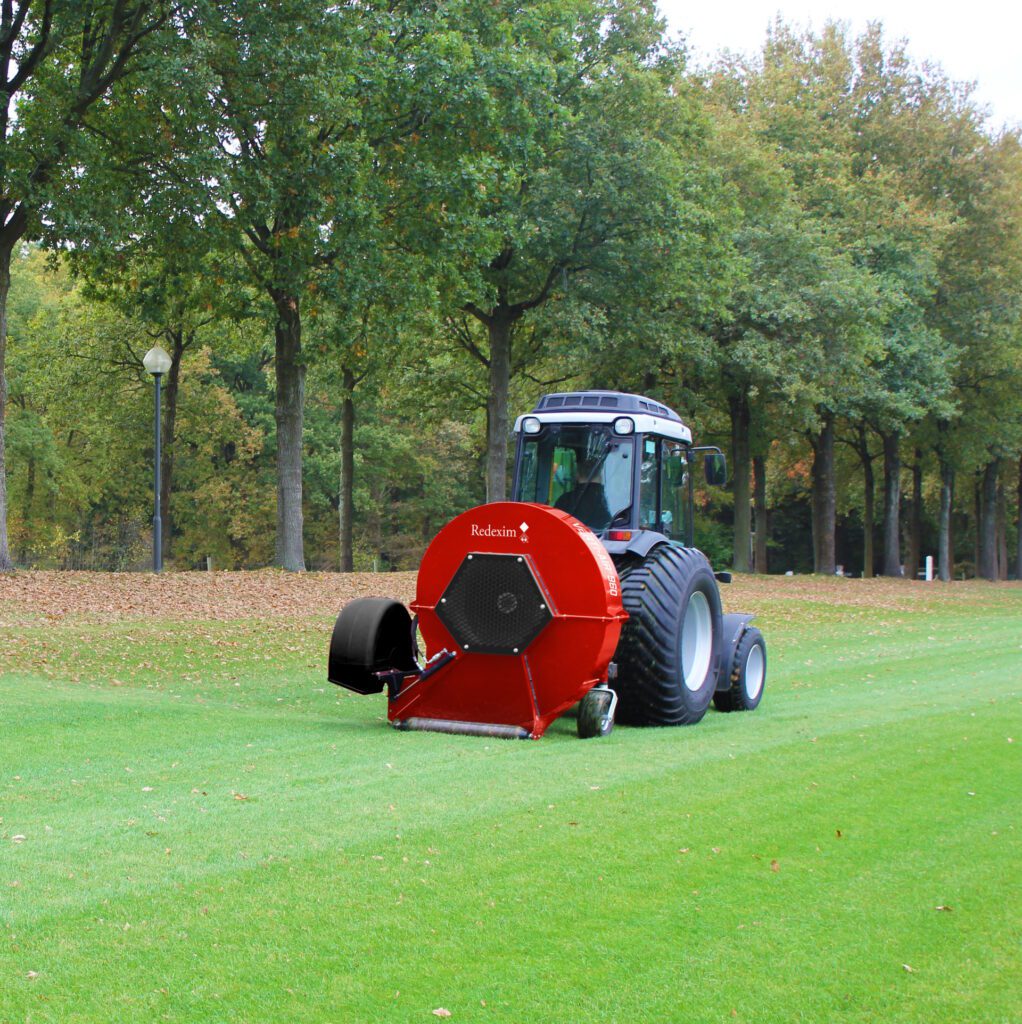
[5,0,53,94]
[447,315,489,366]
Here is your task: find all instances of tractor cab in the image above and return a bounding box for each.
[511,391,724,557]
[328,388,765,742]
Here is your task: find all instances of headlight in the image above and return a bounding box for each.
[521,416,542,434]
[612,417,635,435]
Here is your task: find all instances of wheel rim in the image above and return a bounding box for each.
[744,643,764,700]
[681,590,712,692]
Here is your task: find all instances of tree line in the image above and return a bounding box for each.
[0,1,1019,579]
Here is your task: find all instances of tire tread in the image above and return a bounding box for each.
[614,545,722,726]
[713,626,766,712]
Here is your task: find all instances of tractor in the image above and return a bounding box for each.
[328,391,766,739]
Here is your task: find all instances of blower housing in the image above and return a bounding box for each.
[329,502,626,738]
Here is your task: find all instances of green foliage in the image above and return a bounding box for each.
[345,413,483,570]
[692,511,734,568]
[1,8,1019,574]
[168,349,276,569]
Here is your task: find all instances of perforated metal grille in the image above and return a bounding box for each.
[436,553,551,655]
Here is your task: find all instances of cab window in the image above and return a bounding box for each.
[639,438,659,529]
[639,437,688,538]
[514,424,633,533]
[660,442,687,540]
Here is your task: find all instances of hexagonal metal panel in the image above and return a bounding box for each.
[436,553,552,655]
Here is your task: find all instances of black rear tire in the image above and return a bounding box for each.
[713,626,766,712]
[614,545,723,726]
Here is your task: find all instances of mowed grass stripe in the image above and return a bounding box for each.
[2,619,1017,874]
[2,604,1018,904]
[2,590,1020,1023]
[4,702,1018,1023]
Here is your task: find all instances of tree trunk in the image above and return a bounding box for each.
[856,423,875,579]
[19,452,34,565]
[272,292,306,571]
[996,479,1007,580]
[486,315,513,503]
[1016,455,1022,581]
[338,367,355,573]
[978,459,998,581]
[880,431,901,577]
[973,479,981,574]
[862,458,875,578]
[729,393,752,572]
[753,453,768,574]
[906,450,922,579]
[810,412,835,575]
[938,458,954,582]
[159,330,185,565]
[0,243,12,572]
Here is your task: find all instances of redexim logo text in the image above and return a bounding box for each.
[470,524,519,538]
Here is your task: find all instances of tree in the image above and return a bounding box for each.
[67,243,233,562]
[4,249,279,569]
[306,251,433,571]
[689,88,792,573]
[7,266,165,568]
[1016,455,1022,581]
[714,21,982,577]
[696,73,880,573]
[164,1,373,569]
[441,1,731,501]
[936,133,1022,580]
[5,246,75,562]
[154,0,539,568]
[0,0,177,570]
[843,26,966,577]
[725,22,888,574]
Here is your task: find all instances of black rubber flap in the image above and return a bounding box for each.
[328,597,416,694]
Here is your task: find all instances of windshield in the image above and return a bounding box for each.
[514,424,634,532]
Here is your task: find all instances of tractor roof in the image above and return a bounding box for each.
[516,391,692,444]
[532,391,682,420]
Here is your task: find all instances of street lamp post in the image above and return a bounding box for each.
[142,345,173,573]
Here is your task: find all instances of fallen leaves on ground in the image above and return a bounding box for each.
[0,569,417,624]
[1,570,1014,626]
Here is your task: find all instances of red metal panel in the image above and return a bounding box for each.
[391,502,626,738]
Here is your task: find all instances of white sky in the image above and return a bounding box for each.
[657,0,1022,132]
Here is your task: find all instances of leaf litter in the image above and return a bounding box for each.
[0,569,417,624]
[1,570,1016,627]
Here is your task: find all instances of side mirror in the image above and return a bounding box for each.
[704,452,727,487]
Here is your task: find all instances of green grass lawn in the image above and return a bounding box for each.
[2,578,1021,1023]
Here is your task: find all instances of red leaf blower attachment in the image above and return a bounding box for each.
[328,502,627,739]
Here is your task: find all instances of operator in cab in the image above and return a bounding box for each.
[554,454,612,531]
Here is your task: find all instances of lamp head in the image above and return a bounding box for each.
[142,346,173,376]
